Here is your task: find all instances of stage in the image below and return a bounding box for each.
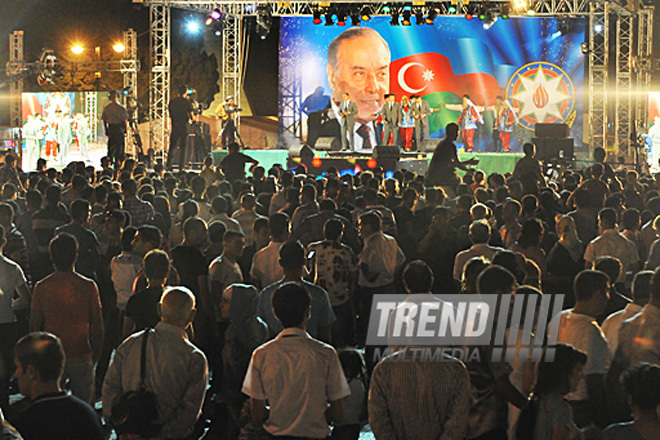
[211,149,523,177]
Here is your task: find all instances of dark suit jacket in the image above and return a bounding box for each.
[307,103,340,148]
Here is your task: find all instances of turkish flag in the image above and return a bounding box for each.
[389,52,504,106]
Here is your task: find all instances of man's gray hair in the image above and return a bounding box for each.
[160,286,196,324]
[327,27,390,73]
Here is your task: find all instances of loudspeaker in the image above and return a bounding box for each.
[420,139,438,153]
[288,144,314,161]
[314,136,341,151]
[532,138,574,162]
[535,123,570,138]
[373,145,401,161]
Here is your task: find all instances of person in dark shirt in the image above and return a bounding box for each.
[220,142,258,183]
[167,85,194,169]
[123,249,169,337]
[9,332,104,440]
[426,123,478,188]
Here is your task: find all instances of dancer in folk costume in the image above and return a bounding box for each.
[494,96,518,152]
[444,94,483,152]
[44,114,58,161]
[73,113,91,161]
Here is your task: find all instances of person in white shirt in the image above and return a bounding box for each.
[250,213,289,291]
[548,269,611,428]
[242,282,350,439]
[601,270,651,357]
[209,230,245,306]
[453,219,504,282]
[584,208,640,282]
[232,193,266,247]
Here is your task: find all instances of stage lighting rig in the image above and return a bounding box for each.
[426,7,438,24]
[256,4,272,39]
[557,17,570,35]
[350,11,361,26]
[483,10,498,29]
[361,9,371,21]
[390,8,400,25]
[325,11,334,25]
[415,10,424,24]
[402,10,412,25]
[313,9,322,24]
[337,11,347,26]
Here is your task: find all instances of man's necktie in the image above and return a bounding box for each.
[357,124,372,149]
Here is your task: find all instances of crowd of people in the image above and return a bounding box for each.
[0,131,659,440]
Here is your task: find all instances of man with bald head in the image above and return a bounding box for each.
[307,27,391,150]
[103,287,209,440]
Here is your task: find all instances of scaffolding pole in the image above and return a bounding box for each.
[222,14,242,131]
[615,13,632,156]
[635,6,654,135]
[149,5,170,162]
[7,31,24,130]
[588,1,609,153]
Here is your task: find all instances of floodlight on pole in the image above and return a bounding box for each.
[71,45,84,55]
[113,43,125,53]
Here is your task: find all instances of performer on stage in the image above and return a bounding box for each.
[400,96,415,151]
[44,114,58,162]
[494,96,518,152]
[57,111,73,165]
[381,94,402,146]
[214,95,242,149]
[168,85,195,169]
[73,113,91,161]
[456,95,482,152]
[426,122,479,189]
[411,95,438,149]
[647,116,660,173]
[101,91,129,167]
[22,115,41,171]
[338,92,357,151]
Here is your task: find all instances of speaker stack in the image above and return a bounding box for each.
[532,123,574,162]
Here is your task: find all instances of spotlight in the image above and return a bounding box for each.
[581,42,589,54]
[336,11,347,26]
[206,17,214,26]
[113,43,125,53]
[350,12,361,26]
[448,4,457,13]
[185,20,201,34]
[513,0,527,10]
[390,9,400,25]
[426,8,437,24]
[361,9,370,21]
[527,8,536,15]
[415,10,424,24]
[483,11,498,29]
[71,45,84,55]
[465,4,474,19]
[313,10,322,24]
[557,17,570,35]
[594,23,604,32]
[478,7,486,20]
[402,10,411,25]
[383,4,391,13]
[256,4,272,39]
[325,11,334,25]
[501,5,510,18]
[403,4,412,11]
[211,8,221,20]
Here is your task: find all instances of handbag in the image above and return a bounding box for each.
[109,328,161,438]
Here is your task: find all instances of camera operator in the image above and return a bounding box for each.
[185,90,210,165]
[167,85,194,170]
[101,91,129,168]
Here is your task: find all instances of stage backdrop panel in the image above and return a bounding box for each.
[280,16,584,153]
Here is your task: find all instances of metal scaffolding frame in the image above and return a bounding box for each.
[7,31,24,130]
[149,4,171,161]
[85,92,98,143]
[588,1,609,152]
[635,6,654,136]
[615,13,632,155]
[223,15,242,129]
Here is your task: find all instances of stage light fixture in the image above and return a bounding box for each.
[448,4,457,13]
[337,11,347,26]
[185,19,201,34]
[465,4,474,19]
[526,8,536,15]
[483,11,498,29]
[557,17,570,35]
[113,43,125,53]
[211,9,222,20]
[212,19,223,36]
[581,42,589,54]
[402,10,411,25]
[478,7,486,20]
[403,4,412,11]
[313,10,322,24]
[325,11,334,25]
[425,8,438,24]
[594,23,603,32]
[71,45,84,55]
[390,9,400,25]
[383,5,392,13]
[206,17,214,25]
[256,4,272,39]
[501,5,510,18]
[361,9,371,21]
[513,0,527,10]
[415,10,424,24]
[350,12,361,26]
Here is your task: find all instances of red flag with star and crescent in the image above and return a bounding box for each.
[389,52,504,106]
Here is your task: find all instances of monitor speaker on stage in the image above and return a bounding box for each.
[535,123,570,138]
[314,136,341,151]
[532,138,574,162]
[420,139,438,153]
[373,145,401,161]
[288,144,314,161]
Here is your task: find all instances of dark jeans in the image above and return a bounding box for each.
[222,119,237,148]
[168,123,188,168]
[106,124,125,166]
[331,301,356,348]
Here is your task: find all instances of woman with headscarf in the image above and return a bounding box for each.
[546,215,585,308]
[219,284,268,437]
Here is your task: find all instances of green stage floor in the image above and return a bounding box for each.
[212,150,523,177]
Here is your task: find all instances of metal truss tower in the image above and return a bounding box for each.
[149,5,171,161]
[588,1,609,152]
[615,13,632,155]
[7,31,24,129]
[223,15,242,130]
[85,92,98,143]
[635,6,654,135]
